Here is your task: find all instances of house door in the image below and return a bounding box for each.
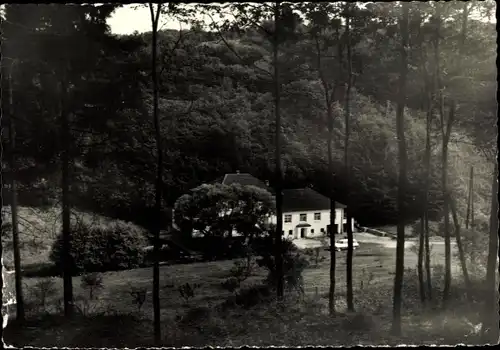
[300,228,306,238]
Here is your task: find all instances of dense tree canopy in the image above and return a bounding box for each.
[1,2,495,229]
[174,183,275,238]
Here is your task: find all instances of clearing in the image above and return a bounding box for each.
[4,234,471,347]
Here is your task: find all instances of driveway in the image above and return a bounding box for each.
[292,232,456,250]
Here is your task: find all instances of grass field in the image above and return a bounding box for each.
[5,234,485,347]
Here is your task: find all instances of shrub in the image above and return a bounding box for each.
[221,277,241,294]
[255,238,309,295]
[304,247,326,267]
[128,285,148,313]
[26,278,58,314]
[81,273,104,300]
[178,283,201,306]
[49,217,148,275]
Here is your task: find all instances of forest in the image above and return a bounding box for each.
[1,1,498,347]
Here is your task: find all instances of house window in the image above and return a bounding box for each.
[282,231,285,236]
[300,214,307,222]
[311,229,315,234]
[320,228,325,233]
[288,230,293,235]
[284,214,292,223]
[314,212,321,220]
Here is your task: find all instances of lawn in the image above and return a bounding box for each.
[5,237,482,347]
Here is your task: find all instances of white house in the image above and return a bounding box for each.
[173,172,355,238]
[267,188,353,239]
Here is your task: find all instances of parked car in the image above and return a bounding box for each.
[334,238,360,251]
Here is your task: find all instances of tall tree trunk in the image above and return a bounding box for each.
[7,60,24,322]
[424,211,432,300]
[149,3,162,345]
[60,78,74,318]
[482,161,499,342]
[423,78,433,303]
[465,167,473,229]
[432,3,452,304]
[273,1,285,300]
[327,99,337,316]
[448,193,472,302]
[315,31,338,316]
[391,2,409,336]
[442,2,469,306]
[418,215,426,303]
[441,102,452,304]
[420,56,434,305]
[344,8,354,313]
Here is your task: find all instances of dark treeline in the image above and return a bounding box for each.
[1,3,495,230]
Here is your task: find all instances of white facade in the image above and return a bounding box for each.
[268,208,354,239]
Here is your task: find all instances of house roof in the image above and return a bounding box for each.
[282,188,347,212]
[213,172,272,192]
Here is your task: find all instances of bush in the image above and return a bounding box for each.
[26,278,58,314]
[255,237,309,294]
[81,273,104,300]
[49,218,148,275]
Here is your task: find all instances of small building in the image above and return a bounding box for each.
[267,187,352,239]
[173,172,354,239]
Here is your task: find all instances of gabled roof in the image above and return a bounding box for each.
[282,188,347,212]
[213,172,272,192]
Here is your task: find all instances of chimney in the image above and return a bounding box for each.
[236,170,240,174]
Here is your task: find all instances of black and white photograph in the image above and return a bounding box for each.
[1,1,498,347]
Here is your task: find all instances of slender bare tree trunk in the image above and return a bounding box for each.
[7,60,24,321]
[422,39,434,303]
[432,3,453,304]
[149,3,162,345]
[344,8,354,313]
[441,101,453,304]
[315,30,338,315]
[418,215,426,303]
[465,167,473,229]
[424,211,432,300]
[328,111,337,315]
[420,59,433,305]
[391,2,409,336]
[60,77,74,318]
[448,193,472,302]
[482,161,499,342]
[443,2,469,306]
[273,1,285,300]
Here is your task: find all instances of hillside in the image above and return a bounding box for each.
[1,206,147,271]
[2,12,495,229]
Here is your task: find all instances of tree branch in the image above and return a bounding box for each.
[206,13,273,78]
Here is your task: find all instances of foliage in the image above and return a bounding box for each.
[303,247,326,267]
[221,253,258,293]
[457,228,489,277]
[178,283,201,306]
[49,216,148,275]
[25,278,58,314]
[128,286,148,313]
[2,2,494,229]
[174,183,275,238]
[255,238,309,294]
[81,273,104,300]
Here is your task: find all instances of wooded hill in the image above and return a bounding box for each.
[2,5,495,229]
